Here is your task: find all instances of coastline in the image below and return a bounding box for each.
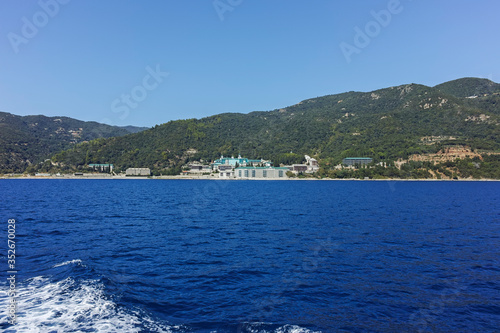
[1,175,499,181]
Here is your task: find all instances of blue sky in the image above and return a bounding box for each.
[1,0,499,127]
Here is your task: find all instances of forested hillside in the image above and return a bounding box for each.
[0,112,147,173]
[46,78,500,178]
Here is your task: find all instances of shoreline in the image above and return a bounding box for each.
[1,175,499,181]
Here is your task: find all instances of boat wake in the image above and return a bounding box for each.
[0,259,322,332]
[0,275,177,332]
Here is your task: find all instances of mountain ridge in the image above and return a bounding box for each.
[0,111,148,173]
[46,77,499,178]
[2,77,499,178]
[434,77,500,98]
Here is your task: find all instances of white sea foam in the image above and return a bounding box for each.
[0,277,322,332]
[241,322,322,333]
[275,325,322,333]
[52,259,85,268]
[0,276,174,332]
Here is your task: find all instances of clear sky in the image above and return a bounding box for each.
[1,0,499,127]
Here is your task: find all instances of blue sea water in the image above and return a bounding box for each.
[0,179,499,332]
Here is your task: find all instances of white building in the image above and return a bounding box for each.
[234,167,289,179]
[219,170,235,178]
[126,168,151,176]
[305,155,320,173]
[187,163,211,174]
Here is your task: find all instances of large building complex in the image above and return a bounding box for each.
[211,155,272,171]
[183,154,325,178]
[234,167,289,179]
[342,157,373,166]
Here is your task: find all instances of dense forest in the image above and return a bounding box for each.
[4,78,500,179]
[0,112,147,173]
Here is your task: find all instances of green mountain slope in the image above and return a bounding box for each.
[434,77,500,98]
[50,78,500,176]
[0,112,147,173]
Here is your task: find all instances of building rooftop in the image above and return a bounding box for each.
[235,166,289,170]
[343,157,373,160]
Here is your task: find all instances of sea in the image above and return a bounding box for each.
[0,179,499,332]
